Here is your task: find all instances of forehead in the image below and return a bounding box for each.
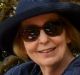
[21,13,61,26]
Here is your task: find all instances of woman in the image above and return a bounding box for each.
[0,0,80,75]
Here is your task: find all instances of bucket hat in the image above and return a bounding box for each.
[0,0,80,52]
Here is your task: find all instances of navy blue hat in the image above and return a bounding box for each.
[0,0,80,51]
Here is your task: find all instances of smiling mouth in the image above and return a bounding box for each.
[38,47,56,53]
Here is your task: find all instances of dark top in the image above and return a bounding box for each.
[5,56,80,75]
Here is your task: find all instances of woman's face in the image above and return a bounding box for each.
[21,13,71,66]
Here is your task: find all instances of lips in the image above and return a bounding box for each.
[38,47,56,53]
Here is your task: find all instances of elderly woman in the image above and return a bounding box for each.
[0,0,80,75]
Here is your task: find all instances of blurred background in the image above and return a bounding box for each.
[0,0,19,62]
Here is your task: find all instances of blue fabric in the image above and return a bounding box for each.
[4,56,80,75]
[16,0,80,14]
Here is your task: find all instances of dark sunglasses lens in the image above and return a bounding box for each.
[44,21,63,36]
[21,25,40,42]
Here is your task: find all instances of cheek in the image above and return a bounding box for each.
[50,34,70,53]
[23,41,38,51]
[49,36,68,59]
[50,32,70,46]
[50,36,65,45]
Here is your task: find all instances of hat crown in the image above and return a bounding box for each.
[18,0,59,3]
[16,0,60,15]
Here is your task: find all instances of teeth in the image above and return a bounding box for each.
[38,47,56,53]
[41,49,51,53]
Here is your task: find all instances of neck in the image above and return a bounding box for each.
[40,51,74,75]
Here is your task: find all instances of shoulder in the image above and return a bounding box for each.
[63,55,80,75]
[4,61,37,75]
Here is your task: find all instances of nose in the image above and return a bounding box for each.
[38,30,49,44]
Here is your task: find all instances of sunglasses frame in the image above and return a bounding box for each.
[19,18,65,42]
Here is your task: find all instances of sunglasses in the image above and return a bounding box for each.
[19,19,65,42]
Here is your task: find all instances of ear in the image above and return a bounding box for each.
[67,39,71,44]
[66,35,71,44]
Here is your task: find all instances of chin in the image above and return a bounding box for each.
[38,58,59,66]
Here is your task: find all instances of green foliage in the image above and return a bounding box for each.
[0,0,18,21]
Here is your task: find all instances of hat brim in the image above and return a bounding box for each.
[0,2,80,52]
